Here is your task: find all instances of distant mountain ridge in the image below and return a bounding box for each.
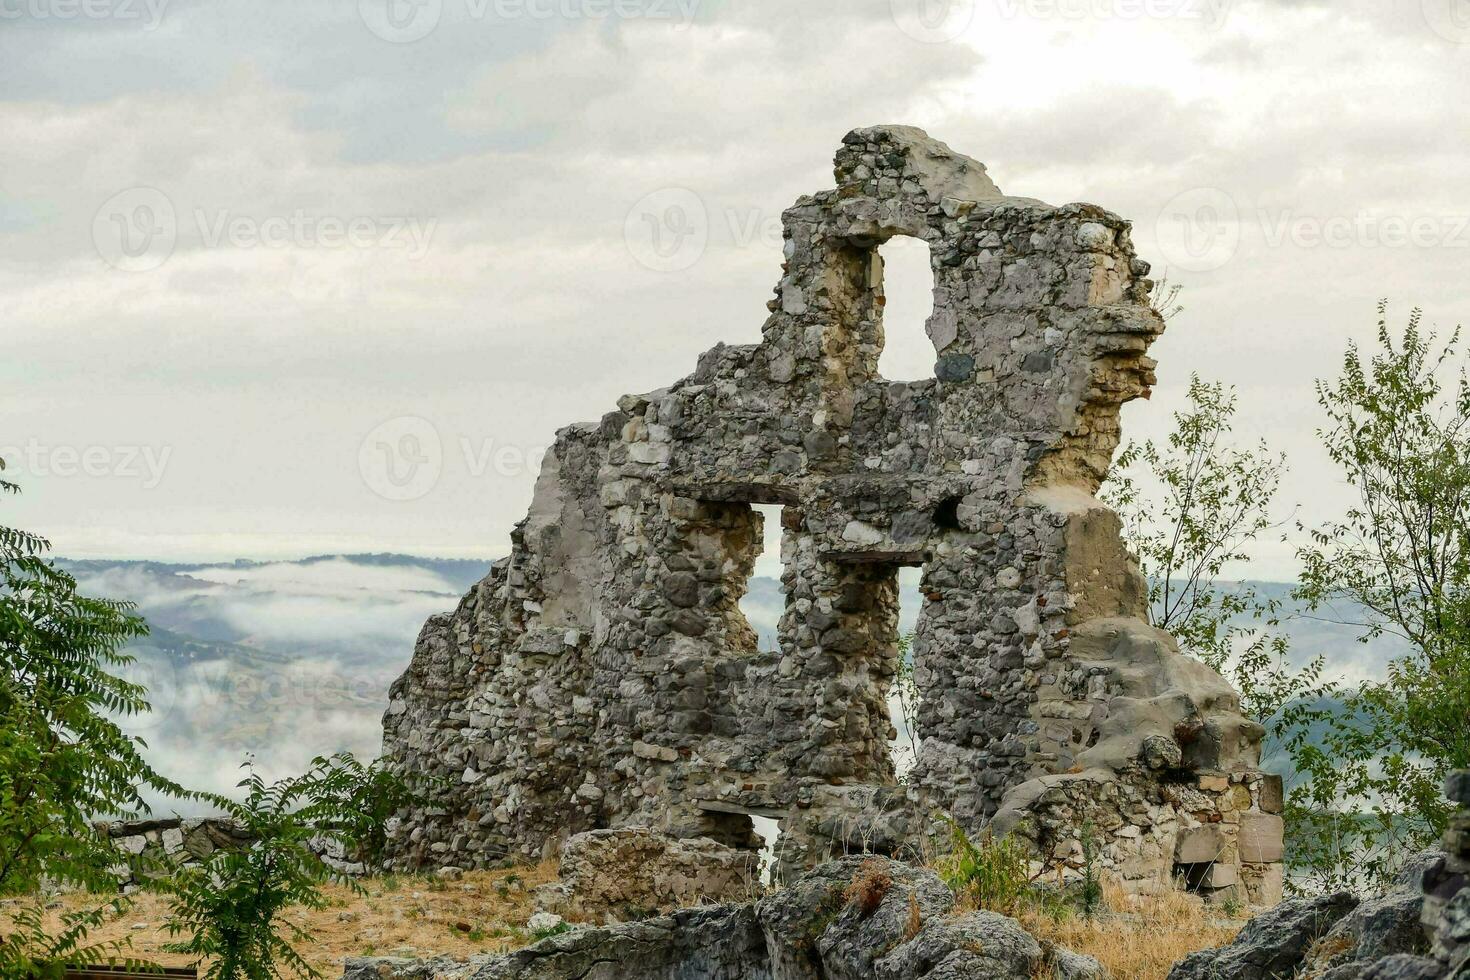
[57,554,1396,804]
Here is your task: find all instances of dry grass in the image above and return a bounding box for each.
[1017,878,1243,980]
[18,862,1242,980]
[26,864,556,975]
[842,858,895,918]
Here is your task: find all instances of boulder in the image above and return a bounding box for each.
[533,829,759,924]
[1302,852,1439,978]
[1169,892,1359,980]
[762,855,1106,980]
[342,855,1106,980]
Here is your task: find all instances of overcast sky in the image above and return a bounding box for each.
[4,0,1469,580]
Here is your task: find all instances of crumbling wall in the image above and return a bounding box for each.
[380,126,1280,900]
[94,817,363,891]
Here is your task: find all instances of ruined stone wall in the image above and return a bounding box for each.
[380,126,1280,900]
[1423,770,1469,973]
[94,817,363,891]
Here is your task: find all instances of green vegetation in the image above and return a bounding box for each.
[312,752,427,869]
[1285,304,1470,887]
[2,453,421,976]
[160,757,368,980]
[934,817,1033,916]
[1109,303,1470,890]
[893,632,922,776]
[1102,374,1304,724]
[0,456,183,976]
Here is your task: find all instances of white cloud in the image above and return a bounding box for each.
[3,0,1468,578]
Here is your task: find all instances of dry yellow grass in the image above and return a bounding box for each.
[21,863,1241,979]
[1018,878,1243,980]
[28,864,556,976]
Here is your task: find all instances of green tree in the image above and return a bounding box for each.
[313,753,425,870]
[1285,303,1470,888]
[1102,375,1303,722]
[0,456,181,975]
[893,633,921,778]
[161,756,367,980]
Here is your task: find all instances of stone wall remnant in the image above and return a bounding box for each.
[532,828,760,924]
[1172,769,1470,980]
[379,125,1280,899]
[95,816,363,891]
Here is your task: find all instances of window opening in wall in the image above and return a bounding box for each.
[875,236,937,382]
[751,815,782,885]
[887,567,925,781]
[738,503,787,653]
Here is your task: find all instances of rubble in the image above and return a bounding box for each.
[343,854,1105,980]
[532,828,759,924]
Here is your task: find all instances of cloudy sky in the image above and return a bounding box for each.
[4,0,1469,579]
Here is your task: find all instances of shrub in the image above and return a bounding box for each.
[160,757,367,980]
[309,752,427,869]
[935,818,1032,916]
[0,456,184,974]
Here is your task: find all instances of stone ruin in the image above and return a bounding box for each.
[95,817,366,891]
[379,125,1284,906]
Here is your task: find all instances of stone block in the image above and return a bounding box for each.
[1200,863,1238,889]
[1240,862,1286,908]
[1176,825,1227,865]
[1197,774,1229,793]
[1239,813,1285,863]
[1259,773,1285,814]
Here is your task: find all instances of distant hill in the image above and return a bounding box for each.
[60,553,493,803]
[61,554,1396,804]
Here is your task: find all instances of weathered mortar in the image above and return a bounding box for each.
[379,126,1281,901]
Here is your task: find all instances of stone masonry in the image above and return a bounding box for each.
[379,126,1282,901]
[1423,770,1470,975]
[94,816,363,891]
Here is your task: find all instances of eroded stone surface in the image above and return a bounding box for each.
[378,125,1278,895]
[342,855,1105,980]
[533,828,759,924]
[1169,892,1360,980]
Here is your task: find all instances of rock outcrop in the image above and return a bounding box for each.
[343,855,1105,980]
[1169,891,1361,980]
[379,125,1281,900]
[532,828,759,924]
